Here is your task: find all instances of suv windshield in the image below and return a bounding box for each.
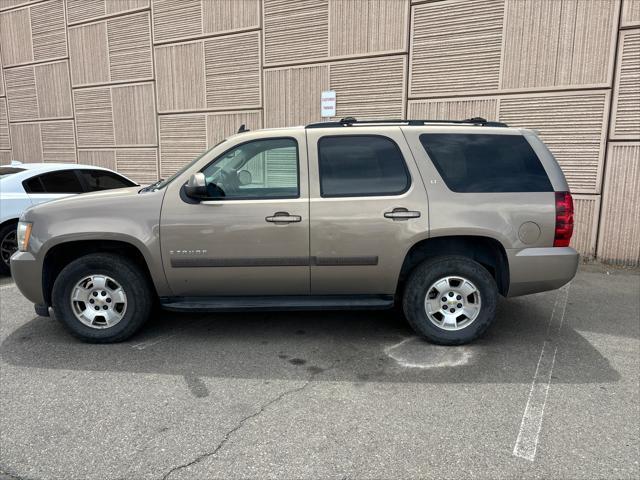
[0,167,26,179]
[143,139,228,192]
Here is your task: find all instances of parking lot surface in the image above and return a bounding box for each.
[0,264,638,480]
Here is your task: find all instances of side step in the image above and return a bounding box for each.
[160,295,395,313]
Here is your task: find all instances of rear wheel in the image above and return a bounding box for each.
[0,222,18,276]
[402,256,498,345]
[52,253,152,343]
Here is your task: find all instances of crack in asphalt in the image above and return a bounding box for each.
[159,362,337,480]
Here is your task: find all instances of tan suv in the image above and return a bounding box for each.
[10,117,578,345]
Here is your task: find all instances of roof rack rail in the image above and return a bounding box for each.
[305,117,508,128]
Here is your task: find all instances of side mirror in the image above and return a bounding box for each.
[185,172,208,199]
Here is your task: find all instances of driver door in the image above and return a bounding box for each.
[160,132,310,296]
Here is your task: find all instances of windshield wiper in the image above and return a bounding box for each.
[140,179,164,192]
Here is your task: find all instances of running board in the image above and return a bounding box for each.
[160,295,395,312]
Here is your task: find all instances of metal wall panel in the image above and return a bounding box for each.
[264,56,405,127]
[407,98,498,121]
[597,143,640,266]
[331,56,406,119]
[68,21,110,86]
[74,82,156,147]
[66,0,149,26]
[69,12,153,87]
[152,0,259,44]
[0,150,11,164]
[156,31,260,113]
[498,91,609,194]
[409,0,503,97]
[10,120,76,163]
[264,65,329,128]
[329,0,408,58]
[611,29,640,140]
[263,0,328,66]
[0,53,4,96]
[154,41,206,112]
[77,149,116,170]
[5,60,73,121]
[204,31,261,110]
[0,0,66,67]
[502,0,618,89]
[0,1,42,12]
[571,195,600,260]
[622,0,640,27]
[115,148,158,183]
[0,97,10,150]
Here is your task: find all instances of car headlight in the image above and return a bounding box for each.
[17,221,32,252]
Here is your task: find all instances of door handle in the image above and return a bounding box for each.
[384,208,421,221]
[266,211,302,224]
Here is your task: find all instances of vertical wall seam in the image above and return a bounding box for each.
[594,0,624,258]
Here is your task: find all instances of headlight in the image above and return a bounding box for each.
[17,221,32,252]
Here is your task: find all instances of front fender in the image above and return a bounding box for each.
[22,188,171,298]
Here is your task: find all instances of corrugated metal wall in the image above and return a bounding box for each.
[0,0,638,265]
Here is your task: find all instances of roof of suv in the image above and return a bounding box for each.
[230,117,533,138]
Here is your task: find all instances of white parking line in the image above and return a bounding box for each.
[512,341,558,461]
[513,283,570,461]
[0,283,16,290]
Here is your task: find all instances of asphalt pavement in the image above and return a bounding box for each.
[0,264,638,479]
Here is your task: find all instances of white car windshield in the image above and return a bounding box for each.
[0,167,26,179]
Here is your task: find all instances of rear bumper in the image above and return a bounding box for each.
[10,251,45,305]
[506,247,579,297]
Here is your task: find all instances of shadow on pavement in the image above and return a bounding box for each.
[1,289,620,386]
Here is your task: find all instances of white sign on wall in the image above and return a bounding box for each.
[321,90,336,118]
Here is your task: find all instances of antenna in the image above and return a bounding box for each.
[237,124,249,133]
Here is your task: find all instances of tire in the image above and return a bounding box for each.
[402,255,498,345]
[0,221,18,276]
[52,253,153,343]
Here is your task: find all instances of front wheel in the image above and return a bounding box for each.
[402,256,498,345]
[0,222,18,276]
[52,253,153,343]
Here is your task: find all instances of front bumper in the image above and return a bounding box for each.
[10,251,45,305]
[506,247,579,297]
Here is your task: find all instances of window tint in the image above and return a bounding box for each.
[30,170,84,194]
[419,133,553,193]
[79,170,135,191]
[23,177,45,193]
[318,136,410,197]
[201,138,299,199]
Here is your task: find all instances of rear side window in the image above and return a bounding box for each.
[78,170,135,191]
[318,135,410,197]
[419,133,553,193]
[24,170,84,194]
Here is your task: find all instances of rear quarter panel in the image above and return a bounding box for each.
[401,126,556,250]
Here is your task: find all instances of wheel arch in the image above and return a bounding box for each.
[0,217,19,232]
[397,235,510,296]
[42,239,159,306]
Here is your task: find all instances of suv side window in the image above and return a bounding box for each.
[23,170,84,194]
[419,133,553,193]
[201,138,299,199]
[78,170,136,191]
[318,135,410,197]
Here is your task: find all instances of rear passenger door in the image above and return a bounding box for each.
[306,127,429,295]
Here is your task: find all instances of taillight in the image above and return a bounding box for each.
[554,191,574,247]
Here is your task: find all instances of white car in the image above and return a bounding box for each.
[0,162,138,275]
